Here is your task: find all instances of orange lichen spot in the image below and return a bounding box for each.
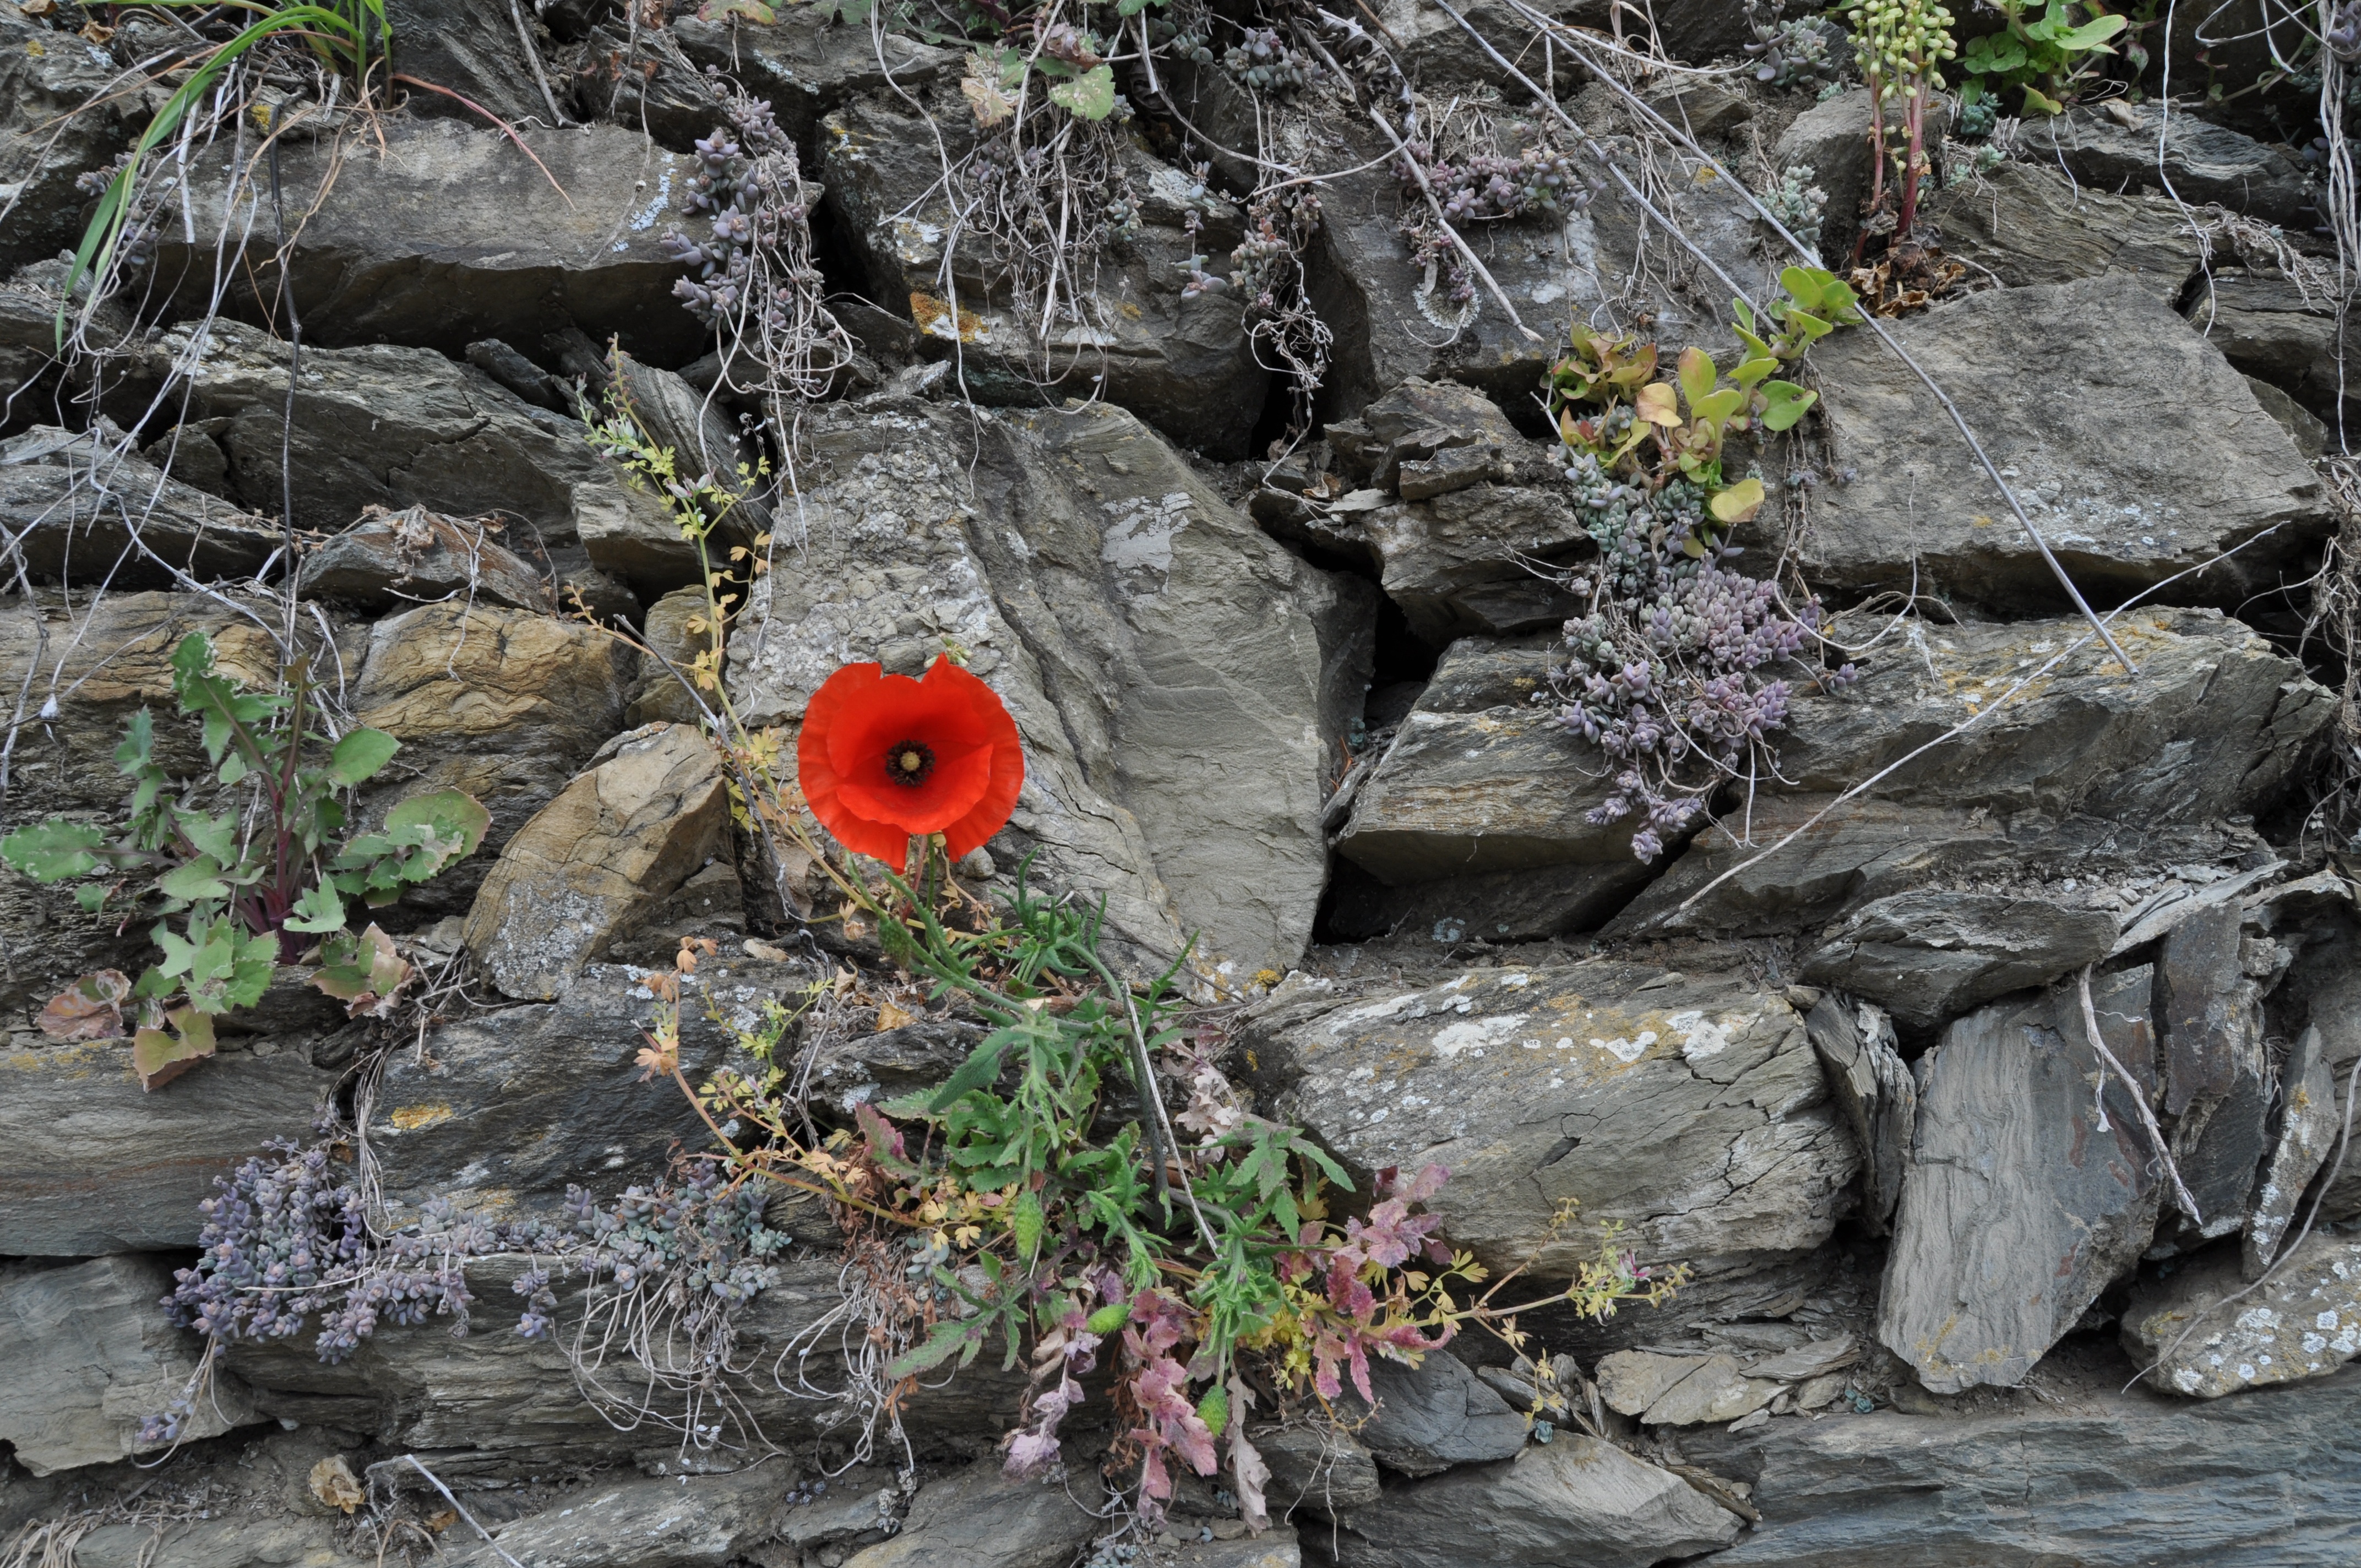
[388,1103,454,1132]
[909,292,988,344]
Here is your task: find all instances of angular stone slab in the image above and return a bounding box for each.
[1597,1349,1780,1427]
[2015,102,2315,226]
[298,505,553,612]
[2245,1025,2341,1277]
[123,320,689,596]
[0,6,140,272]
[1682,1364,2361,1566]
[463,723,731,1001]
[820,97,1266,455]
[1328,1438,1741,1568]
[1879,966,2165,1393]
[1800,890,2119,1030]
[444,1464,793,1568]
[0,1255,264,1473]
[0,1043,336,1255]
[1803,276,2329,609]
[154,118,704,361]
[727,398,1347,977]
[844,1460,1106,1568]
[1803,994,1913,1235]
[2188,270,2350,418]
[2124,1233,2361,1399]
[1343,1353,1527,1477]
[346,601,639,918]
[1922,162,2204,301]
[1,426,283,589]
[367,959,816,1227]
[1245,961,1859,1281]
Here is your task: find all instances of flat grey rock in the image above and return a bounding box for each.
[0,1045,336,1255]
[1878,967,2166,1393]
[152,117,705,361]
[1340,1353,1527,1477]
[1244,961,1859,1282]
[2188,270,2351,418]
[2245,1025,2341,1276]
[0,426,282,589]
[1803,275,2329,609]
[820,97,1266,455]
[2014,102,2315,226]
[1801,890,2119,1030]
[1921,161,2204,300]
[1254,1424,1381,1516]
[842,1460,1104,1568]
[444,1464,793,1567]
[298,504,553,612]
[1328,1437,1741,1568]
[0,1255,264,1472]
[1683,1364,2361,1565]
[2124,1232,2361,1398]
[0,7,139,273]
[367,960,818,1228]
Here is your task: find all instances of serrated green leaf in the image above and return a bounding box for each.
[1197,1382,1229,1438]
[328,727,400,786]
[1048,63,1116,120]
[1084,1301,1131,1336]
[885,1318,981,1380]
[132,1005,215,1091]
[157,858,230,902]
[177,810,238,864]
[2,819,104,882]
[1011,1190,1043,1257]
[284,880,346,934]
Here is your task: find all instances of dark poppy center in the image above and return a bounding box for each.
[884,739,936,787]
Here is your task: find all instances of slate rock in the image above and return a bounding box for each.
[670,11,960,145]
[1800,890,2119,1030]
[726,398,1346,976]
[841,1459,1105,1568]
[1253,1423,1382,1516]
[1921,161,2204,300]
[298,505,553,612]
[233,1255,1029,1469]
[1245,961,1859,1281]
[1318,857,1659,945]
[345,600,639,917]
[1,424,284,587]
[1328,1437,1742,1568]
[123,319,688,596]
[367,959,815,1226]
[2124,1232,2361,1398]
[1340,1353,1526,1477]
[1331,638,1633,885]
[1682,1363,2361,1566]
[69,1516,357,1568]
[461,723,732,1000]
[0,1042,336,1255]
[1878,967,2166,1393]
[624,585,725,728]
[2014,102,2315,225]
[820,96,1266,455]
[1166,1534,1301,1568]
[153,117,705,361]
[1803,994,1913,1234]
[1802,276,2329,609]
[2244,1025,2340,1277]
[0,1256,264,1473]
[2189,269,2353,419]
[444,1464,793,1567]
[387,0,554,127]
[2156,901,2256,1115]
[1597,1349,1782,1428]
[0,5,140,273]
[805,1019,990,1118]
[1308,118,1769,419]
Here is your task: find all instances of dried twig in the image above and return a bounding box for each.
[2077,965,2204,1228]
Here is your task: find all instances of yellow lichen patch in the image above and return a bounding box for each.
[387,1103,454,1132]
[909,292,989,344]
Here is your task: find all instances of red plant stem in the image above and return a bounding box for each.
[1896,76,1927,244]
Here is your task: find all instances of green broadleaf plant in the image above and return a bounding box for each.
[0,632,485,1088]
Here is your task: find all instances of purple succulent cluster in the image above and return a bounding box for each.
[1553,472,1855,860]
[1394,135,1598,306]
[1223,28,1321,94]
[144,1141,791,1443]
[660,95,820,331]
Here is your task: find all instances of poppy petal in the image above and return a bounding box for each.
[797,657,1024,867]
[942,707,1023,860]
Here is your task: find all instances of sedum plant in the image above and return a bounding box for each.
[1958,1,2129,124]
[1848,0,1957,252]
[1542,269,1863,859]
[1,633,487,1087]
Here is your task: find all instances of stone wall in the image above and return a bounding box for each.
[3,3,2359,1566]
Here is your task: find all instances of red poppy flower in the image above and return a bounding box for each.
[797,657,1024,866]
